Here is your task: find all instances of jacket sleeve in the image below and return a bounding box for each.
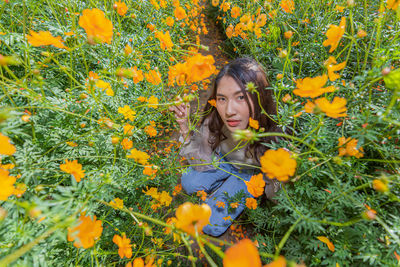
[178,118,217,172]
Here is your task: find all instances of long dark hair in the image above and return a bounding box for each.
[201,57,281,163]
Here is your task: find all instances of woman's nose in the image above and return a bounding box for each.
[225,101,236,116]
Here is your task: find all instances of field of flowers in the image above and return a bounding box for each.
[0,0,399,266]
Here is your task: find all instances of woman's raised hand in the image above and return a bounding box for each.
[169,97,190,137]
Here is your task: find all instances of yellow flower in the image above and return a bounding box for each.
[256,14,267,27]
[68,212,103,249]
[26,31,67,49]
[357,29,367,38]
[280,0,295,14]
[230,202,239,208]
[60,159,85,182]
[244,173,266,197]
[147,95,159,109]
[165,16,174,27]
[324,57,346,82]
[249,118,259,129]
[264,256,286,267]
[127,148,150,165]
[387,0,400,10]
[304,100,316,114]
[131,66,144,84]
[315,97,347,118]
[155,31,173,51]
[79,8,113,44]
[317,236,335,252]
[109,198,124,209]
[174,6,187,20]
[260,148,297,182]
[372,179,389,193]
[118,105,136,121]
[124,44,133,55]
[175,202,211,235]
[323,17,346,53]
[159,191,172,206]
[0,133,16,156]
[334,5,345,12]
[123,124,134,135]
[223,238,261,267]
[113,233,132,258]
[293,74,335,98]
[245,198,257,209]
[113,1,128,16]
[0,169,16,201]
[212,0,219,7]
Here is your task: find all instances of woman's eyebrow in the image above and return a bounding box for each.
[216,90,242,96]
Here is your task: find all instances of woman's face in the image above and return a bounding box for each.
[215,75,254,133]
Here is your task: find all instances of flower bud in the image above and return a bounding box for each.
[232,129,259,143]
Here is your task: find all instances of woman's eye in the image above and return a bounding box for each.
[238,95,245,100]
[217,97,225,102]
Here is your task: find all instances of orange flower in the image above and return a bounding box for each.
[26,30,67,49]
[118,105,136,121]
[372,179,389,193]
[387,0,400,10]
[172,184,182,196]
[212,0,219,7]
[260,148,297,182]
[280,0,295,14]
[143,165,157,179]
[126,148,150,165]
[114,1,128,16]
[109,198,124,209]
[0,169,16,201]
[315,97,347,118]
[245,198,257,209]
[284,30,293,39]
[249,118,259,129]
[231,6,241,18]
[245,173,266,197]
[223,239,261,267]
[60,159,85,182]
[338,137,364,158]
[323,17,346,53]
[317,236,335,252]
[68,213,103,249]
[174,6,187,20]
[144,125,157,137]
[186,53,216,83]
[324,57,346,81]
[155,31,173,51]
[113,233,132,258]
[293,74,335,98]
[145,70,162,85]
[165,16,174,27]
[131,66,144,84]
[121,138,133,150]
[304,100,316,114]
[197,190,207,201]
[222,1,231,12]
[230,202,239,208]
[256,14,267,27]
[226,24,234,38]
[79,8,113,44]
[208,99,217,107]
[0,133,16,155]
[264,255,286,267]
[216,201,225,208]
[175,202,211,235]
[334,5,345,12]
[223,216,232,221]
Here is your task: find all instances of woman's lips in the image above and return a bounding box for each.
[227,120,241,127]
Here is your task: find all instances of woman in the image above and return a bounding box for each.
[170,57,282,236]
